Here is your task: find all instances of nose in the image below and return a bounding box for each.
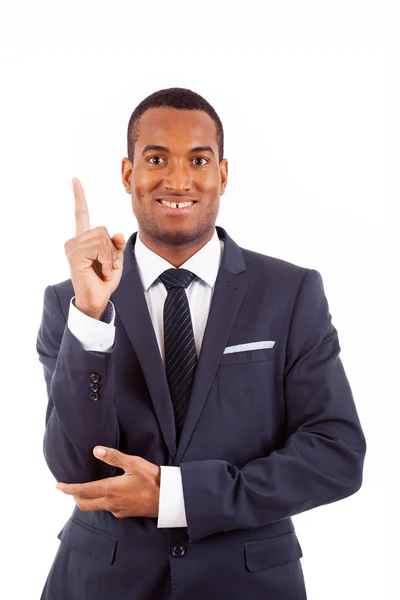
[163,158,192,192]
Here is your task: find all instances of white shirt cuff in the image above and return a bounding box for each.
[67,296,116,352]
[157,466,187,528]
[68,298,187,528]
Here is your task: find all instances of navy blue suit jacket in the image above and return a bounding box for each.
[37,225,366,599]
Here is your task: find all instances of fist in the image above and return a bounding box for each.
[64,178,126,320]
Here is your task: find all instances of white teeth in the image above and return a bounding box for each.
[160,200,194,208]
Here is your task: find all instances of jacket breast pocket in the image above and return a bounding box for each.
[219,347,275,367]
[244,531,303,572]
[57,517,117,565]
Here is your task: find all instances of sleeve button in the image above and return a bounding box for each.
[89,373,100,383]
[89,392,99,401]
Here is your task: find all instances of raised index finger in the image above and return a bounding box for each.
[72,177,90,236]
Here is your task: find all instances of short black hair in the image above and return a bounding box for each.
[127,87,224,164]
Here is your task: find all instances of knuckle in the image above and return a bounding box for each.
[108,451,118,465]
[64,238,72,252]
[101,484,111,497]
[100,236,110,254]
[75,208,89,218]
[131,456,141,470]
[99,225,109,238]
[96,240,107,259]
[67,247,78,263]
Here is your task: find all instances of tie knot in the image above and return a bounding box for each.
[159,268,196,290]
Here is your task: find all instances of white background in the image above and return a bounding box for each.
[0,1,398,598]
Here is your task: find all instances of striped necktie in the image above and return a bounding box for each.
[158,268,197,443]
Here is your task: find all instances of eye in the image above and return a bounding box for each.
[146,156,209,166]
[191,157,208,166]
[147,156,165,165]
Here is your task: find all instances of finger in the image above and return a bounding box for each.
[111,233,126,270]
[94,227,120,280]
[93,446,134,471]
[73,177,91,237]
[56,480,104,497]
[73,234,114,282]
[97,234,116,281]
[73,495,110,512]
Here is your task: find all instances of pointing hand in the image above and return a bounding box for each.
[64,178,126,320]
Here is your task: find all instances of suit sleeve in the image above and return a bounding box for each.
[36,285,120,483]
[180,269,367,543]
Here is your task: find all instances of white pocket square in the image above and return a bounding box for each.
[223,341,275,354]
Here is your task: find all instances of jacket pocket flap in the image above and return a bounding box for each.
[57,518,117,565]
[244,531,303,572]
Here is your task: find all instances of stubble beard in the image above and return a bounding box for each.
[136,199,220,250]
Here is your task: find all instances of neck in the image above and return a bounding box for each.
[138,230,215,268]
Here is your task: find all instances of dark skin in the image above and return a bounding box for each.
[56,107,228,518]
[121,107,228,267]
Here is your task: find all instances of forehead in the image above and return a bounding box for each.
[136,107,218,148]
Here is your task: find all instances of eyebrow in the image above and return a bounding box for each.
[141,144,215,157]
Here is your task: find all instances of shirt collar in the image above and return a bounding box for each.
[134,227,222,292]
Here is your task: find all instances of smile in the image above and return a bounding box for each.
[158,199,195,208]
[156,199,197,216]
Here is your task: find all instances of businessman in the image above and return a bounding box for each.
[37,86,367,599]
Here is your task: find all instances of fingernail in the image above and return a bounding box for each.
[114,259,120,268]
[94,447,106,457]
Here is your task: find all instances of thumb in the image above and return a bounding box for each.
[93,446,133,471]
[111,232,126,266]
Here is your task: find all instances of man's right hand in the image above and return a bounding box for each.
[64,178,126,320]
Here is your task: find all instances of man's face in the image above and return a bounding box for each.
[122,107,228,247]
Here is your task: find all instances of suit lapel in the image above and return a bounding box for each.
[111,234,177,461]
[111,227,248,464]
[174,228,249,464]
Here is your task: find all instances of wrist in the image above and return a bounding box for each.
[148,467,161,518]
[74,300,109,321]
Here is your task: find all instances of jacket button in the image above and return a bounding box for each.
[89,383,99,393]
[89,392,99,401]
[171,544,186,557]
[89,373,100,383]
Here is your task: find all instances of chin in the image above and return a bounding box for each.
[146,222,211,247]
[158,228,198,246]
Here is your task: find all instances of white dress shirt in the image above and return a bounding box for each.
[67,227,224,527]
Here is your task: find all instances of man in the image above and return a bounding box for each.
[37,87,366,599]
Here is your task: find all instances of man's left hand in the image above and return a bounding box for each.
[56,447,161,518]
